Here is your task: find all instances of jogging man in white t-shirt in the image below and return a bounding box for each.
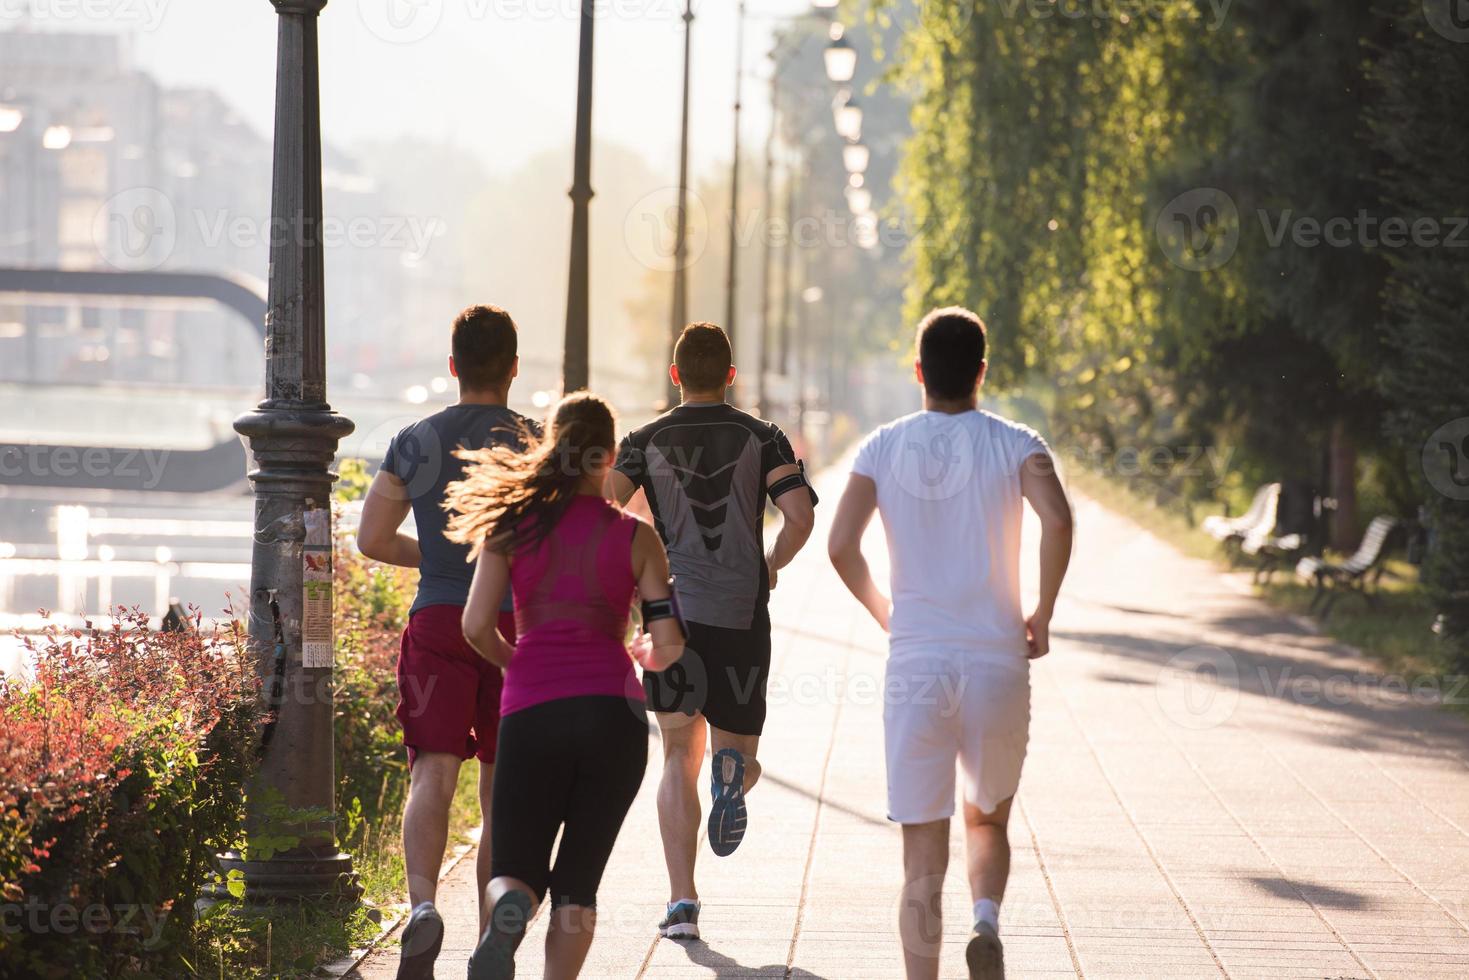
[827,306,1073,980]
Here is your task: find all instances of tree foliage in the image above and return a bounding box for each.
[886,0,1469,659]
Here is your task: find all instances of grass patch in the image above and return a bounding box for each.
[1064,465,1220,562]
[193,902,383,980]
[1257,561,1461,697]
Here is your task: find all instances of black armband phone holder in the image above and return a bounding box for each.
[769,460,819,506]
[641,579,688,640]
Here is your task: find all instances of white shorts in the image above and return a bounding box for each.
[883,648,1031,825]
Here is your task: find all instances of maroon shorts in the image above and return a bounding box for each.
[396,603,516,767]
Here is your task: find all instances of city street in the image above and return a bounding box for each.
[352,469,1469,979]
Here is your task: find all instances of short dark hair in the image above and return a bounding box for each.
[452,305,518,390]
[673,321,733,392]
[916,306,987,400]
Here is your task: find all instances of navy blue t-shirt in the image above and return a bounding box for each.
[380,403,538,613]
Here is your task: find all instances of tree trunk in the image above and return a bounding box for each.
[1329,418,1358,552]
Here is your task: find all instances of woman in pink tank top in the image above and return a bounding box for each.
[446,392,684,980]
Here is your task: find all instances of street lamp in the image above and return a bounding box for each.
[41,125,71,150]
[833,94,862,142]
[666,0,695,409]
[823,29,856,84]
[562,0,596,392]
[227,0,358,905]
[725,0,747,408]
[842,141,869,175]
[853,209,879,250]
[756,40,784,420]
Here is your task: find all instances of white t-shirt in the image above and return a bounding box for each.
[851,409,1050,660]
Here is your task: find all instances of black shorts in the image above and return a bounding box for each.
[643,605,772,737]
[489,695,647,908]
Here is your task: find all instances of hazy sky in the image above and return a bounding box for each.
[119,0,814,181]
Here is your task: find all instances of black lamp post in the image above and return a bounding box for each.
[724,0,747,407]
[225,0,358,904]
[777,157,800,403]
[665,0,695,410]
[562,0,596,392]
[757,34,802,420]
[755,51,777,419]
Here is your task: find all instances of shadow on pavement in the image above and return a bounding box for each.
[1246,874,1369,909]
[1052,623,1469,759]
[674,938,830,978]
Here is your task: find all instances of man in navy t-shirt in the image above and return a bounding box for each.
[358,304,536,980]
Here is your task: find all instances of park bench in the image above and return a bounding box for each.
[1294,515,1399,620]
[1242,523,1304,584]
[1203,482,1280,549]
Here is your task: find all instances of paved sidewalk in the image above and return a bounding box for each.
[354,473,1469,979]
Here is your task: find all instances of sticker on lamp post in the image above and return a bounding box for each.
[302,507,334,668]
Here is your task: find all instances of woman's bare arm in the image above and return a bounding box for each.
[462,548,514,667]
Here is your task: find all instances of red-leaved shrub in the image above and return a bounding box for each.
[0,610,259,979]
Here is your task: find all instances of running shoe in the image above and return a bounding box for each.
[965,919,1004,980]
[658,899,701,940]
[467,889,535,980]
[707,748,748,857]
[395,902,444,980]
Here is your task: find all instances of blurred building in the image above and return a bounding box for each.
[0,27,440,408]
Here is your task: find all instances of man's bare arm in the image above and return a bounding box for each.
[765,462,816,589]
[826,473,890,631]
[1019,453,1074,658]
[357,470,421,568]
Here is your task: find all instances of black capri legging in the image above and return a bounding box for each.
[489,695,648,909]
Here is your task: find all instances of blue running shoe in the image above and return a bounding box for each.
[708,748,748,857]
[658,899,701,940]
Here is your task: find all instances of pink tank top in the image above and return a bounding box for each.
[501,495,644,716]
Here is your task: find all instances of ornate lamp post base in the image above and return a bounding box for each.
[227,405,357,905]
[214,848,362,905]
